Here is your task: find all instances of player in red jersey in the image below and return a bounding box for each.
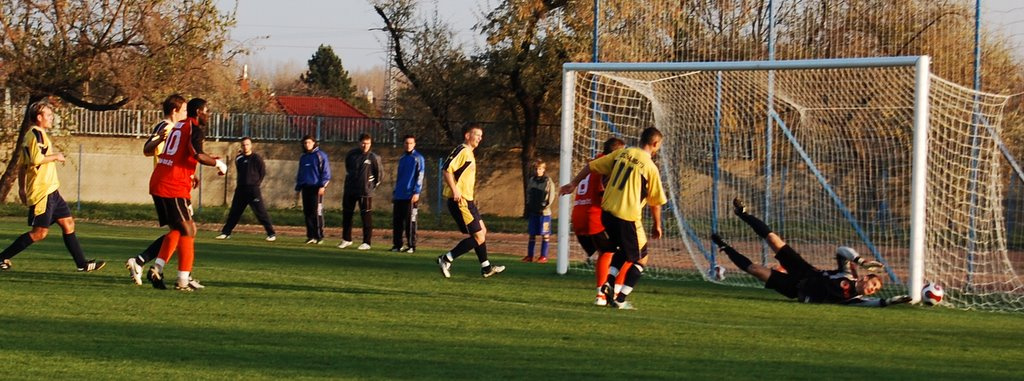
[570,137,624,306]
[145,98,227,291]
[124,94,187,285]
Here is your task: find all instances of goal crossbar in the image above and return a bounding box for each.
[561,56,923,73]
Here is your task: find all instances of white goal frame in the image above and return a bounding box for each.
[556,56,932,303]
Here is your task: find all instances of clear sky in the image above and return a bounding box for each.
[222,0,490,76]
[222,0,1024,75]
[981,0,1024,52]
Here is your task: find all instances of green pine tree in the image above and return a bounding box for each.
[301,44,357,100]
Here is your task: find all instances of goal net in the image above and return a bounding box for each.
[556,57,1024,312]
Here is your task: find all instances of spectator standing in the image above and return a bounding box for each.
[338,133,382,250]
[215,137,277,241]
[296,135,330,244]
[521,159,555,263]
[391,135,425,253]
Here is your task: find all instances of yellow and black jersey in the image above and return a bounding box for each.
[589,147,667,221]
[442,143,476,201]
[146,119,173,167]
[22,126,60,208]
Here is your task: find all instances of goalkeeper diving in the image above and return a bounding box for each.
[712,198,911,307]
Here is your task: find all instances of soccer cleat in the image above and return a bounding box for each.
[399,245,411,252]
[405,247,415,254]
[481,265,505,278]
[305,238,318,244]
[732,197,747,215]
[77,260,106,272]
[616,300,636,310]
[0,259,11,271]
[125,258,143,285]
[266,235,277,242]
[389,247,402,252]
[600,282,618,308]
[315,240,323,245]
[437,255,452,278]
[147,266,166,289]
[176,277,204,292]
[536,257,549,264]
[338,240,353,249]
[214,234,230,240]
[594,295,608,306]
[357,243,371,250]
[520,256,533,263]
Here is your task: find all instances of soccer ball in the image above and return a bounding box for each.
[922,282,944,306]
[708,265,726,281]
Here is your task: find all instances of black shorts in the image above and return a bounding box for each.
[773,244,817,279]
[576,231,613,256]
[764,269,801,299]
[447,199,482,234]
[600,211,647,263]
[764,245,815,299]
[28,191,72,227]
[152,196,193,228]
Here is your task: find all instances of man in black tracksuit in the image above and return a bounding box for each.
[338,133,382,250]
[216,137,277,241]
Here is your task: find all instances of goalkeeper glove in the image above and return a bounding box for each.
[214,159,228,175]
[858,259,885,272]
[710,233,728,248]
[732,198,747,216]
[880,295,912,307]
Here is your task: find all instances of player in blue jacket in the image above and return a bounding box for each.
[295,135,331,244]
[391,135,425,253]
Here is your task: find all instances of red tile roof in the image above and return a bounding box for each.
[275,96,369,118]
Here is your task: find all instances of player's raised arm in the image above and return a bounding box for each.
[143,124,169,157]
[186,104,227,175]
[559,164,590,196]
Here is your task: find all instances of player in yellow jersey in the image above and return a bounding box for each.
[561,127,667,309]
[0,100,105,272]
[436,123,505,278]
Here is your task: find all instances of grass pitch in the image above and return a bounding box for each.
[0,219,1021,380]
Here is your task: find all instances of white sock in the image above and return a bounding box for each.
[614,284,623,294]
[480,260,491,268]
[154,258,166,272]
[444,253,454,262]
[178,270,191,286]
[619,285,633,296]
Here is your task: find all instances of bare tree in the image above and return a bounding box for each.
[0,0,237,200]
[372,0,484,144]
[478,0,571,192]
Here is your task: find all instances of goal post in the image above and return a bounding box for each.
[557,56,1022,312]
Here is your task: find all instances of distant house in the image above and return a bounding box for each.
[274,95,380,142]
[275,95,369,118]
